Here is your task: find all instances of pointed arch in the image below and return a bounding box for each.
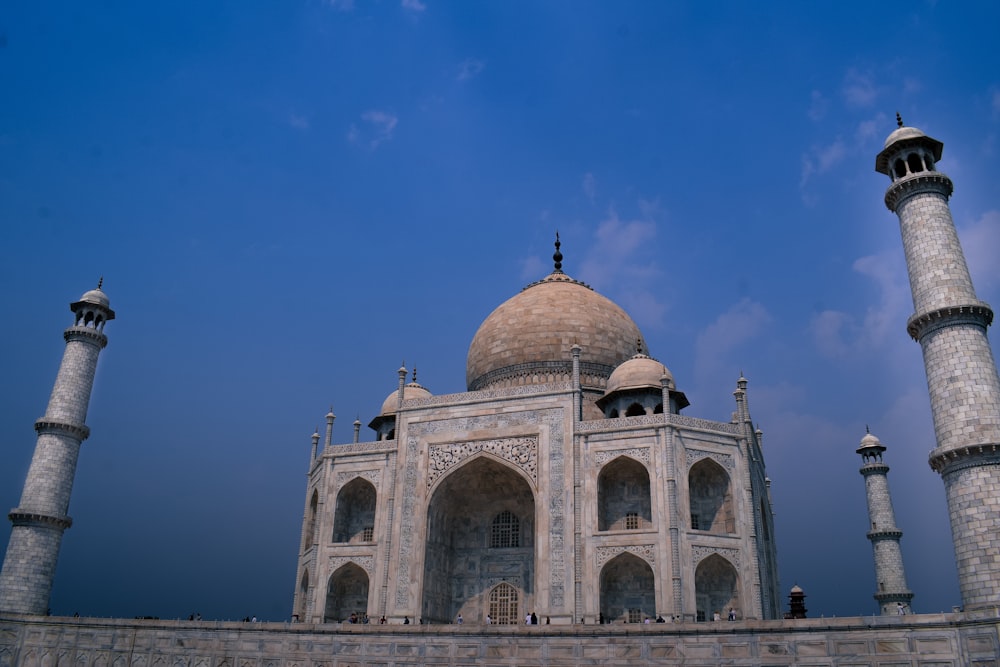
[598,456,652,531]
[695,554,739,622]
[688,458,735,534]
[422,456,535,624]
[332,477,377,543]
[303,490,318,550]
[295,569,310,621]
[599,552,655,623]
[625,402,645,417]
[325,562,370,622]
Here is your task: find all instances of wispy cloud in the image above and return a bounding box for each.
[810,249,910,358]
[581,172,596,203]
[843,68,878,108]
[576,207,668,329]
[961,209,1000,295]
[800,138,847,194]
[807,90,828,122]
[347,110,398,149]
[456,58,485,82]
[288,113,309,131]
[325,0,354,11]
[401,0,426,11]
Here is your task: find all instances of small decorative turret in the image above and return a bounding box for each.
[857,429,913,614]
[784,585,807,619]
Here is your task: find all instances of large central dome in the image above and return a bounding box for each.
[466,267,645,392]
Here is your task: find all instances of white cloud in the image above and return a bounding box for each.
[582,172,596,203]
[456,58,485,82]
[810,249,910,358]
[842,68,878,108]
[401,0,426,11]
[347,110,398,149]
[800,138,847,190]
[696,299,772,364]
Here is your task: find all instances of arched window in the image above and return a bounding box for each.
[688,458,735,534]
[304,490,318,550]
[907,153,923,174]
[625,402,645,417]
[332,478,377,543]
[489,583,519,625]
[893,158,906,180]
[598,457,652,531]
[490,510,520,548]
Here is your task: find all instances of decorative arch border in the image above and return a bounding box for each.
[328,555,375,579]
[596,544,656,568]
[692,546,741,569]
[594,447,651,467]
[335,469,380,488]
[427,436,538,490]
[686,449,734,472]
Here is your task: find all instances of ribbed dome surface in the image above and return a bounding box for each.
[466,271,644,391]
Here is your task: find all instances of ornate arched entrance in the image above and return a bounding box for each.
[325,562,369,622]
[695,554,739,621]
[422,456,535,624]
[599,552,656,623]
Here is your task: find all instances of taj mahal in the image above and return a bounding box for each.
[1,120,999,665]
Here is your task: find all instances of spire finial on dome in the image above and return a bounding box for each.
[866,423,871,434]
[896,112,904,128]
[97,276,103,290]
[636,338,643,355]
[412,367,418,383]
[553,231,563,273]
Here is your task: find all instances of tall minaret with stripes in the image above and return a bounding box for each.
[0,284,115,614]
[876,117,1000,611]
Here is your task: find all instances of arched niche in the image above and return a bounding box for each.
[599,552,655,623]
[695,554,740,622]
[332,477,377,543]
[325,562,370,622]
[422,456,535,624]
[688,458,735,534]
[598,456,652,531]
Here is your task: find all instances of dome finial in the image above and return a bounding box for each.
[412,366,418,383]
[553,231,563,273]
[97,276,103,290]
[866,423,871,434]
[896,112,904,128]
[636,338,643,355]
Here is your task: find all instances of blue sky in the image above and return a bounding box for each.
[1,1,999,621]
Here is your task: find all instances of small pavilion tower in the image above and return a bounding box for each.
[876,118,1000,610]
[0,284,115,614]
[857,430,913,615]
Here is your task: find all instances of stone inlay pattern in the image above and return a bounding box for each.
[427,437,538,488]
[693,545,741,568]
[329,555,374,577]
[336,469,381,487]
[396,409,565,609]
[594,448,650,466]
[686,450,734,471]
[596,544,655,567]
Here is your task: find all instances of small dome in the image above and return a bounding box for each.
[882,125,927,149]
[79,288,110,308]
[790,584,804,594]
[606,353,673,394]
[380,382,432,415]
[859,432,882,448]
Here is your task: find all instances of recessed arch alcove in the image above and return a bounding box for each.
[599,552,655,623]
[695,554,740,622]
[325,562,369,622]
[421,456,535,624]
[598,456,652,531]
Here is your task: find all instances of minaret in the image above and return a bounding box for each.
[857,430,913,614]
[0,283,115,614]
[876,117,1000,610]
